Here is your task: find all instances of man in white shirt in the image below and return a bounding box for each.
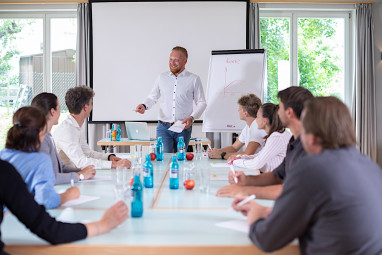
[54,86,131,170]
[135,46,207,153]
[207,94,267,160]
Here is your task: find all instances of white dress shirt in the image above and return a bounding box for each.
[233,130,292,172]
[238,120,267,153]
[53,115,112,169]
[143,70,207,122]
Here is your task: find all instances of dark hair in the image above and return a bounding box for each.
[172,46,188,59]
[261,103,285,139]
[31,92,58,116]
[6,107,46,152]
[238,94,262,118]
[65,85,95,114]
[277,86,314,119]
[303,96,356,149]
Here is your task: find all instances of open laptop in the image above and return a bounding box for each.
[125,122,154,141]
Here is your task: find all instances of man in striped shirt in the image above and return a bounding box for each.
[216,86,313,200]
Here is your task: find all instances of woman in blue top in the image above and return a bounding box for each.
[0,106,79,209]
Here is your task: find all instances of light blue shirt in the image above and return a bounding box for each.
[0,148,60,209]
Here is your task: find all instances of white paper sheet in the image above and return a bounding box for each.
[215,219,249,233]
[210,163,230,168]
[61,195,100,207]
[168,120,186,133]
[210,175,228,181]
[81,176,112,183]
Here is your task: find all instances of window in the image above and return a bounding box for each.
[0,11,76,149]
[260,9,353,104]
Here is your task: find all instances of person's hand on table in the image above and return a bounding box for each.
[111,159,131,169]
[216,184,247,197]
[79,165,96,180]
[228,170,246,185]
[232,197,272,225]
[109,155,122,162]
[207,148,221,159]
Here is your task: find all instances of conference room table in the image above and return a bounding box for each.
[2,154,299,255]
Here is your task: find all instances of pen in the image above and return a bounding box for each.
[70,179,74,187]
[230,164,238,184]
[208,144,212,150]
[236,195,256,206]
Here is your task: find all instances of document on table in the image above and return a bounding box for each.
[168,120,186,133]
[61,195,100,207]
[215,219,249,233]
[210,162,230,168]
[210,175,228,181]
[81,176,112,183]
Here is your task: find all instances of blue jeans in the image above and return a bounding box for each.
[156,122,192,153]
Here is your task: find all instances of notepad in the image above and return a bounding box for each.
[81,176,112,183]
[215,219,249,233]
[210,163,230,168]
[61,195,100,207]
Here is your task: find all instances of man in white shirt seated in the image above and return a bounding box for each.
[207,94,267,161]
[53,86,131,169]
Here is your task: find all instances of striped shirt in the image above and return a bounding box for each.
[233,130,292,172]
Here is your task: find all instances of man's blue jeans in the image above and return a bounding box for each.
[156,122,192,153]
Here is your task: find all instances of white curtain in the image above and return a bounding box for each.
[353,3,377,161]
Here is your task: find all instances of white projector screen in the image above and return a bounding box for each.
[90,0,249,122]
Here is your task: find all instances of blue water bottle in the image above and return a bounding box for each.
[116,125,121,141]
[169,155,179,189]
[177,136,185,161]
[156,137,163,161]
[143,154,153,188]
[131,169,143,217]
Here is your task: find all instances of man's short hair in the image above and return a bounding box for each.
[303,96,356,149]
[238,94,262,118]
[65,85,95,114]
[172,46,188,59]
[277,86,314,119]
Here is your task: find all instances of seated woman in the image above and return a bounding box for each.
[0,107,79,209]
[0,159,128,255]
[231,103,291,173]
[31,92,95,185]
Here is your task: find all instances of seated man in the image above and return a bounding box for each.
[53,86,131,169]
[233,96,382,254]
[207,94,266,161]
[216,87,313,200]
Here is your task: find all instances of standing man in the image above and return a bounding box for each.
[136,46,207,153]
[54,86,131,170]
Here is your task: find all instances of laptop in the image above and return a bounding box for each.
[125,122,153,141]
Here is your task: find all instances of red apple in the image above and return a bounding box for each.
[186,153,194,161]
[183,179,195,190]
[150,152,156,161]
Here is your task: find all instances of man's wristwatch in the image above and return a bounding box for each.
[221,152,226,159]
[79,173,85,181]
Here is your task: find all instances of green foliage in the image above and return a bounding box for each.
[260,17,342,102]
[260,18,289,103]
[0,20,22,74]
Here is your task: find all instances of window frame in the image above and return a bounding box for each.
[0,10,77,93]
[259,7,355,106]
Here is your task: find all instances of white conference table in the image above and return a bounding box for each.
[2,154,299,255]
